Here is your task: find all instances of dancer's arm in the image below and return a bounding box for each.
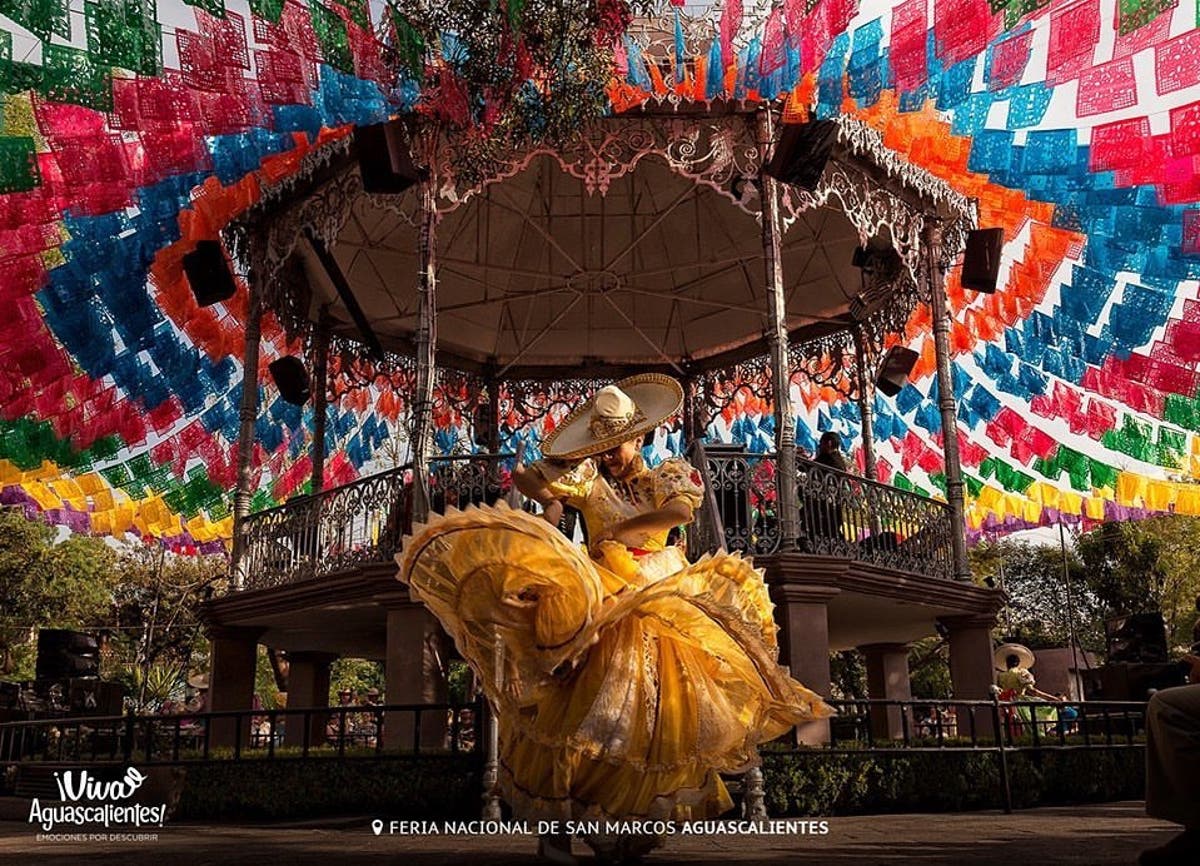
[591,499,693,548]
[514,459,582,526]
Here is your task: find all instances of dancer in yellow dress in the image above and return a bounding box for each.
[397,374,833,864]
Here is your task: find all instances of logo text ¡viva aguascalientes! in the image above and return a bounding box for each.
[28,767,168,831]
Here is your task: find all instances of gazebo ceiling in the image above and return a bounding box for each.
[300,151,871,375]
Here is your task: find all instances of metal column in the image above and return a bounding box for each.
[756,108,799,551]
[853,326,878,481]
[926,220,971,581]
[231,277,263,591]
[310,311,330,494]
[411,183,438,523]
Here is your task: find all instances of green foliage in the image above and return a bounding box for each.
[0,510,119,676]
[0,511,226,710]
[1077,516,1200,650]
[829,651,867,700]
[328,657,385,703]
[969,538,1103,651]
[908,637,952,699]
[108,542,227,710]
[255,646,284,710]
[172,748,1144,821]
[446,658,474,703]
[761,747,1144,816]
[176,757,481,821]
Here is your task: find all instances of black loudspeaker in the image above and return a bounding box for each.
[875,346,919,397]
[269,356,311,405]
[1087,662,1186,701]
[36,630,100,681]
[182,240,238,307]
[762,119,838,191]
[1106,612,1169,663]
[355,119,427,194]
[960,227,1005,293]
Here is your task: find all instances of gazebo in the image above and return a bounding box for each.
[200,93,1003,746]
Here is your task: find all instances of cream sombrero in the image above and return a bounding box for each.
[994,643,1036,672]
[541,374,683,461]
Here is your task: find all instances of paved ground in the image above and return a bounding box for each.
[0,801,1179,865]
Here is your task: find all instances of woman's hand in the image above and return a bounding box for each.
[541,499,564,528]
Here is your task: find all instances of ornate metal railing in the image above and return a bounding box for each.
[240,446,951,588]
[688,443,780,557]
[798,456,954,579]
[240,455,516,590]
[688,446,953,579]
[429,453,515,512]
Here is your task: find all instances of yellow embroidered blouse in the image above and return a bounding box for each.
[531,454,705,554]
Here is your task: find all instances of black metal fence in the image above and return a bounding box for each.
[764,695,1149,814]
[0,700,486,766]
[818,696,1146,751]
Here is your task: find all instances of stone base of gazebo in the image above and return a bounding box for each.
[200,554,1002,748]
[757,554,1002,744]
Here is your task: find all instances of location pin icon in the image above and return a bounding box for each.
[372,819,384,836]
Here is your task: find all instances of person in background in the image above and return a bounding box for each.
[361,687,382,747]
[1054,693,1079,736]
[814,430,849,472]
[1139,653,1200,865]
[327,688,357,746]
[994,643,1059,737]
[804,431,850,548]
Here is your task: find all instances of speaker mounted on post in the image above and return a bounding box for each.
[1105,612,1169,664]
[182,240,237,307]
[762,119,838,191]
[269,356,311,405]
[36,629,100,681]
[961,227,1005,293]
[355,119,429,195]
[875,346,919,398]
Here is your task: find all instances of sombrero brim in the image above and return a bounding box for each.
[541,374,683,460]
[187,674,209,689]
[994,643,1036,671]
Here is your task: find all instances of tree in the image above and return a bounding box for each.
[107,542,228,710]
[908,637,952,699]
[828,650,866,700]
[1077,516,1200,651]
[0,509,119,677]
[328,657,385,703]
[969,538,1103,652]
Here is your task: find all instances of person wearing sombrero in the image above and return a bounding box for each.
[994,643,1059,738]
[397,375,832,865]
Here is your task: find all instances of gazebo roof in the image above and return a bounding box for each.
[242,106,975,380]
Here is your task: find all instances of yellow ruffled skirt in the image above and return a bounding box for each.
[396,501,833,822]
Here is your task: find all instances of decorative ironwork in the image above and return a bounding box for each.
[428,454,515,512]
[500,377,612,437]
[685,447,953,580]
[241,455,518,589]
[691,356,773,438]
[690,446,781,557]
[432,113,763,214]
[797,456,954,579]
[240,464,412,590]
